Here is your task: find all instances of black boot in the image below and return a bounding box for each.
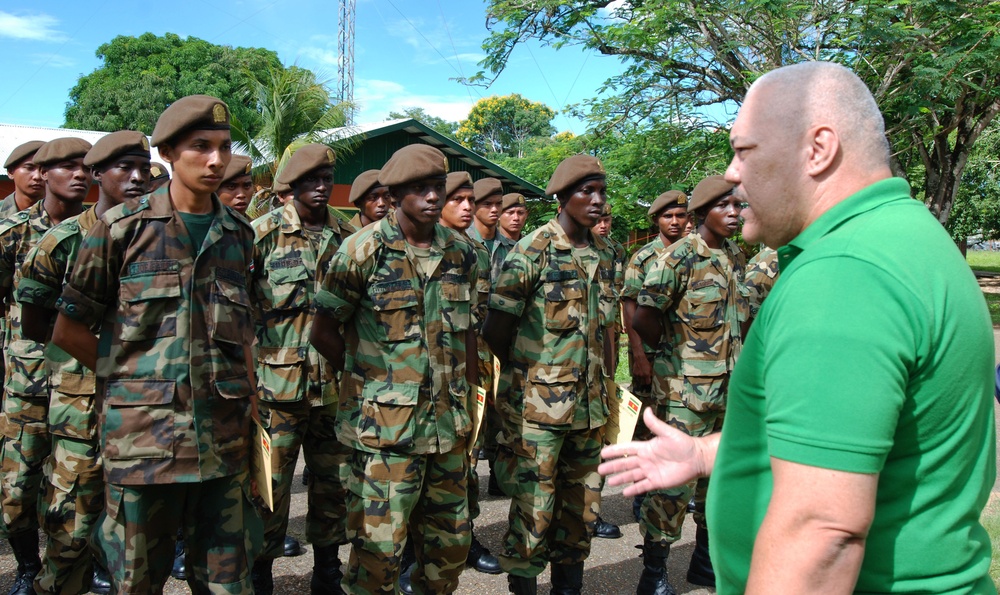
[550,562,584,595]
[251,558,274,595]
[466,534,502,574]
[593,515,622,539]
[636,541,675,595]
[397,539,416,595]
[170,538,187,580]
[91,562,112,595]
[310,544,345,595]
[7,530,41,595]
[506,574,537,595]
[686,525,715,587]
[283,535,305,557]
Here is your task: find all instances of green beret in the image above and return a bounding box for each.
[221,155,253,185]
[599,203,613,217]
[501,193,526,211]
[276,144,335,185]
[379,144,448,187]
[150,95,230,148]
[84,131,150,167]
[4,140,45,170]
[446,172,474,198]
[349,170,382,204]
[273,180,291,195]
[648,190,688,217]
[149,162,170,181]
[33,137,93,167]
[473,178,503,203]
[546,154,606,197]
[689,175,735,212]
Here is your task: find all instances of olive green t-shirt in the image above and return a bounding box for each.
[179,211,215,253]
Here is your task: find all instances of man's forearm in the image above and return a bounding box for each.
[51,313,98,372]
[309,312,345,373]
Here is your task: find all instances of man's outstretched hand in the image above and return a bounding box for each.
[599,408,718,497]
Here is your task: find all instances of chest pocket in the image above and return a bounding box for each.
[543,273,585,331]
[118,262,181,342]
[267,260,311,311]
[440,281,471,332]
[680,283,724,330]
[371,282,421,343]
[212,276,253,345]
[598,268,616,327]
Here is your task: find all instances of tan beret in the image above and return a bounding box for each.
[648,190,688,217]
[33,137,93,166]
[84,131,150,167]
[149,162,169,180]
[273,180,291,195]
[689,175,735,212]
[221,155,253,185]
[150,95,230,147]
[473,178,503,203]
[379,144,448,187]
[4,140,45,170]
[446,171,474,198]
[545,154,606,197]
[501,192,526,211]
[276,144,335,185]
[349,170,383,204]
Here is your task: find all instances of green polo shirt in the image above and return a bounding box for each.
[710,178,996,594]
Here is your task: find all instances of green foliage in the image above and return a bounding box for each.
[456,94,556,157]
[387,108,459,139]
[948,120,1000,242]
[64,33,280,136]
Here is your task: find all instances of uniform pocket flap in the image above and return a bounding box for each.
[543,280,584,302]
[361,380,420,406]
[215,376,253,399]
[215,279,251,307]
[530,366,580,385]
[6,338,44,360]
[53,372,96,396]
[269,264,310,285]
[121,269,182,302]
[259,346,306,366]
[371,286,419,311]
[106,379,175,407]
[440,282,471,301]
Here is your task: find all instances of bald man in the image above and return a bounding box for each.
[601,61,995,594]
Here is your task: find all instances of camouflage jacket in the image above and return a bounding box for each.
[468,224,515,283]
[639,232,748,381]
[346,213,364,234]
[607,237,626,332]
[315,211,479,455]
[466,233,494,393]
[623,236,676,399]
[0,193,21,220]
[745,247,779,319]
[0,200,58,434]
[488,218,615,430]
[56,185,257,485]
[17,206,99,440]
[251,203,353,406]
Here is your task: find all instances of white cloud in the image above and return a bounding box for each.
[0,11,64,41]
[30,53,74,68]
[354,78,474,124]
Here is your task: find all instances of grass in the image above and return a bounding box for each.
[984,293,1000,326]
[983,499,1000,589]
[968,250,1000,274]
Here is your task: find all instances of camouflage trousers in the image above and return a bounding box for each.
[258,400,349,560]
[0,398,50,533]
[639,402,724,545]
[98,472,263,594]
[496,420,604,578]
[344,444,471,595]
[34,434,103,595]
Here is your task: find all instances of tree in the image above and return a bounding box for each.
[473,1,1000,228]
[947,119,1000,243]
[387,108,459,139]
[64,33,280,136]
[456,94,556,157]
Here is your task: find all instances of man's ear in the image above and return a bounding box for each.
[805,125,839,177]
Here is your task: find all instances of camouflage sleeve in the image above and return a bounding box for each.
[314,248,364,323]
[56,220,116,327]
[16,238,67,310]
[488,249,538,318]
[0,222,19,296]
[473,246,491,327]
[637,255,682,312]
[621,249,647,300]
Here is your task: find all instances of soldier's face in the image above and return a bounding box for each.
[361,186,391,222]
[563,177,607,229]
[657,206,689,243]
[158,129,232,197]
[10,158,44,201]
[218,174,254,214]
[500,205,527,236]
[42,158,92,203]
[474,194,502,227]
[700,193,743,240]
[293,166,334,211]
[395,176,446,227]
[593,215,612,237]
[95,155,151,205]
[440,188,475,230]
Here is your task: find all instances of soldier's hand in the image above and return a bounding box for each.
[630,353,653,385]
[599,408,713,497]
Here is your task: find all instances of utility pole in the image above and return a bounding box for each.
[338,0,356,124]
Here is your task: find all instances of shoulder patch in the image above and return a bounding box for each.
[523,229,552,262]
[105,196,149,224]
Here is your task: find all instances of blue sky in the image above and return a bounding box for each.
[0,0,629,134]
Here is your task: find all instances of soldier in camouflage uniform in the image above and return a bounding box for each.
[146,162,170,193]
[52,95,262,594]
[631,175,748,594]
[18,131,151,595]
[1,141,46,218]
[310,144,478,595]
[483,154,616,595]
[217,154,254,216]
[346,169,390,232]
[498,193,527,243]
[0,137,92,595]
[248,143,352,595]
[622,191,690,441]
